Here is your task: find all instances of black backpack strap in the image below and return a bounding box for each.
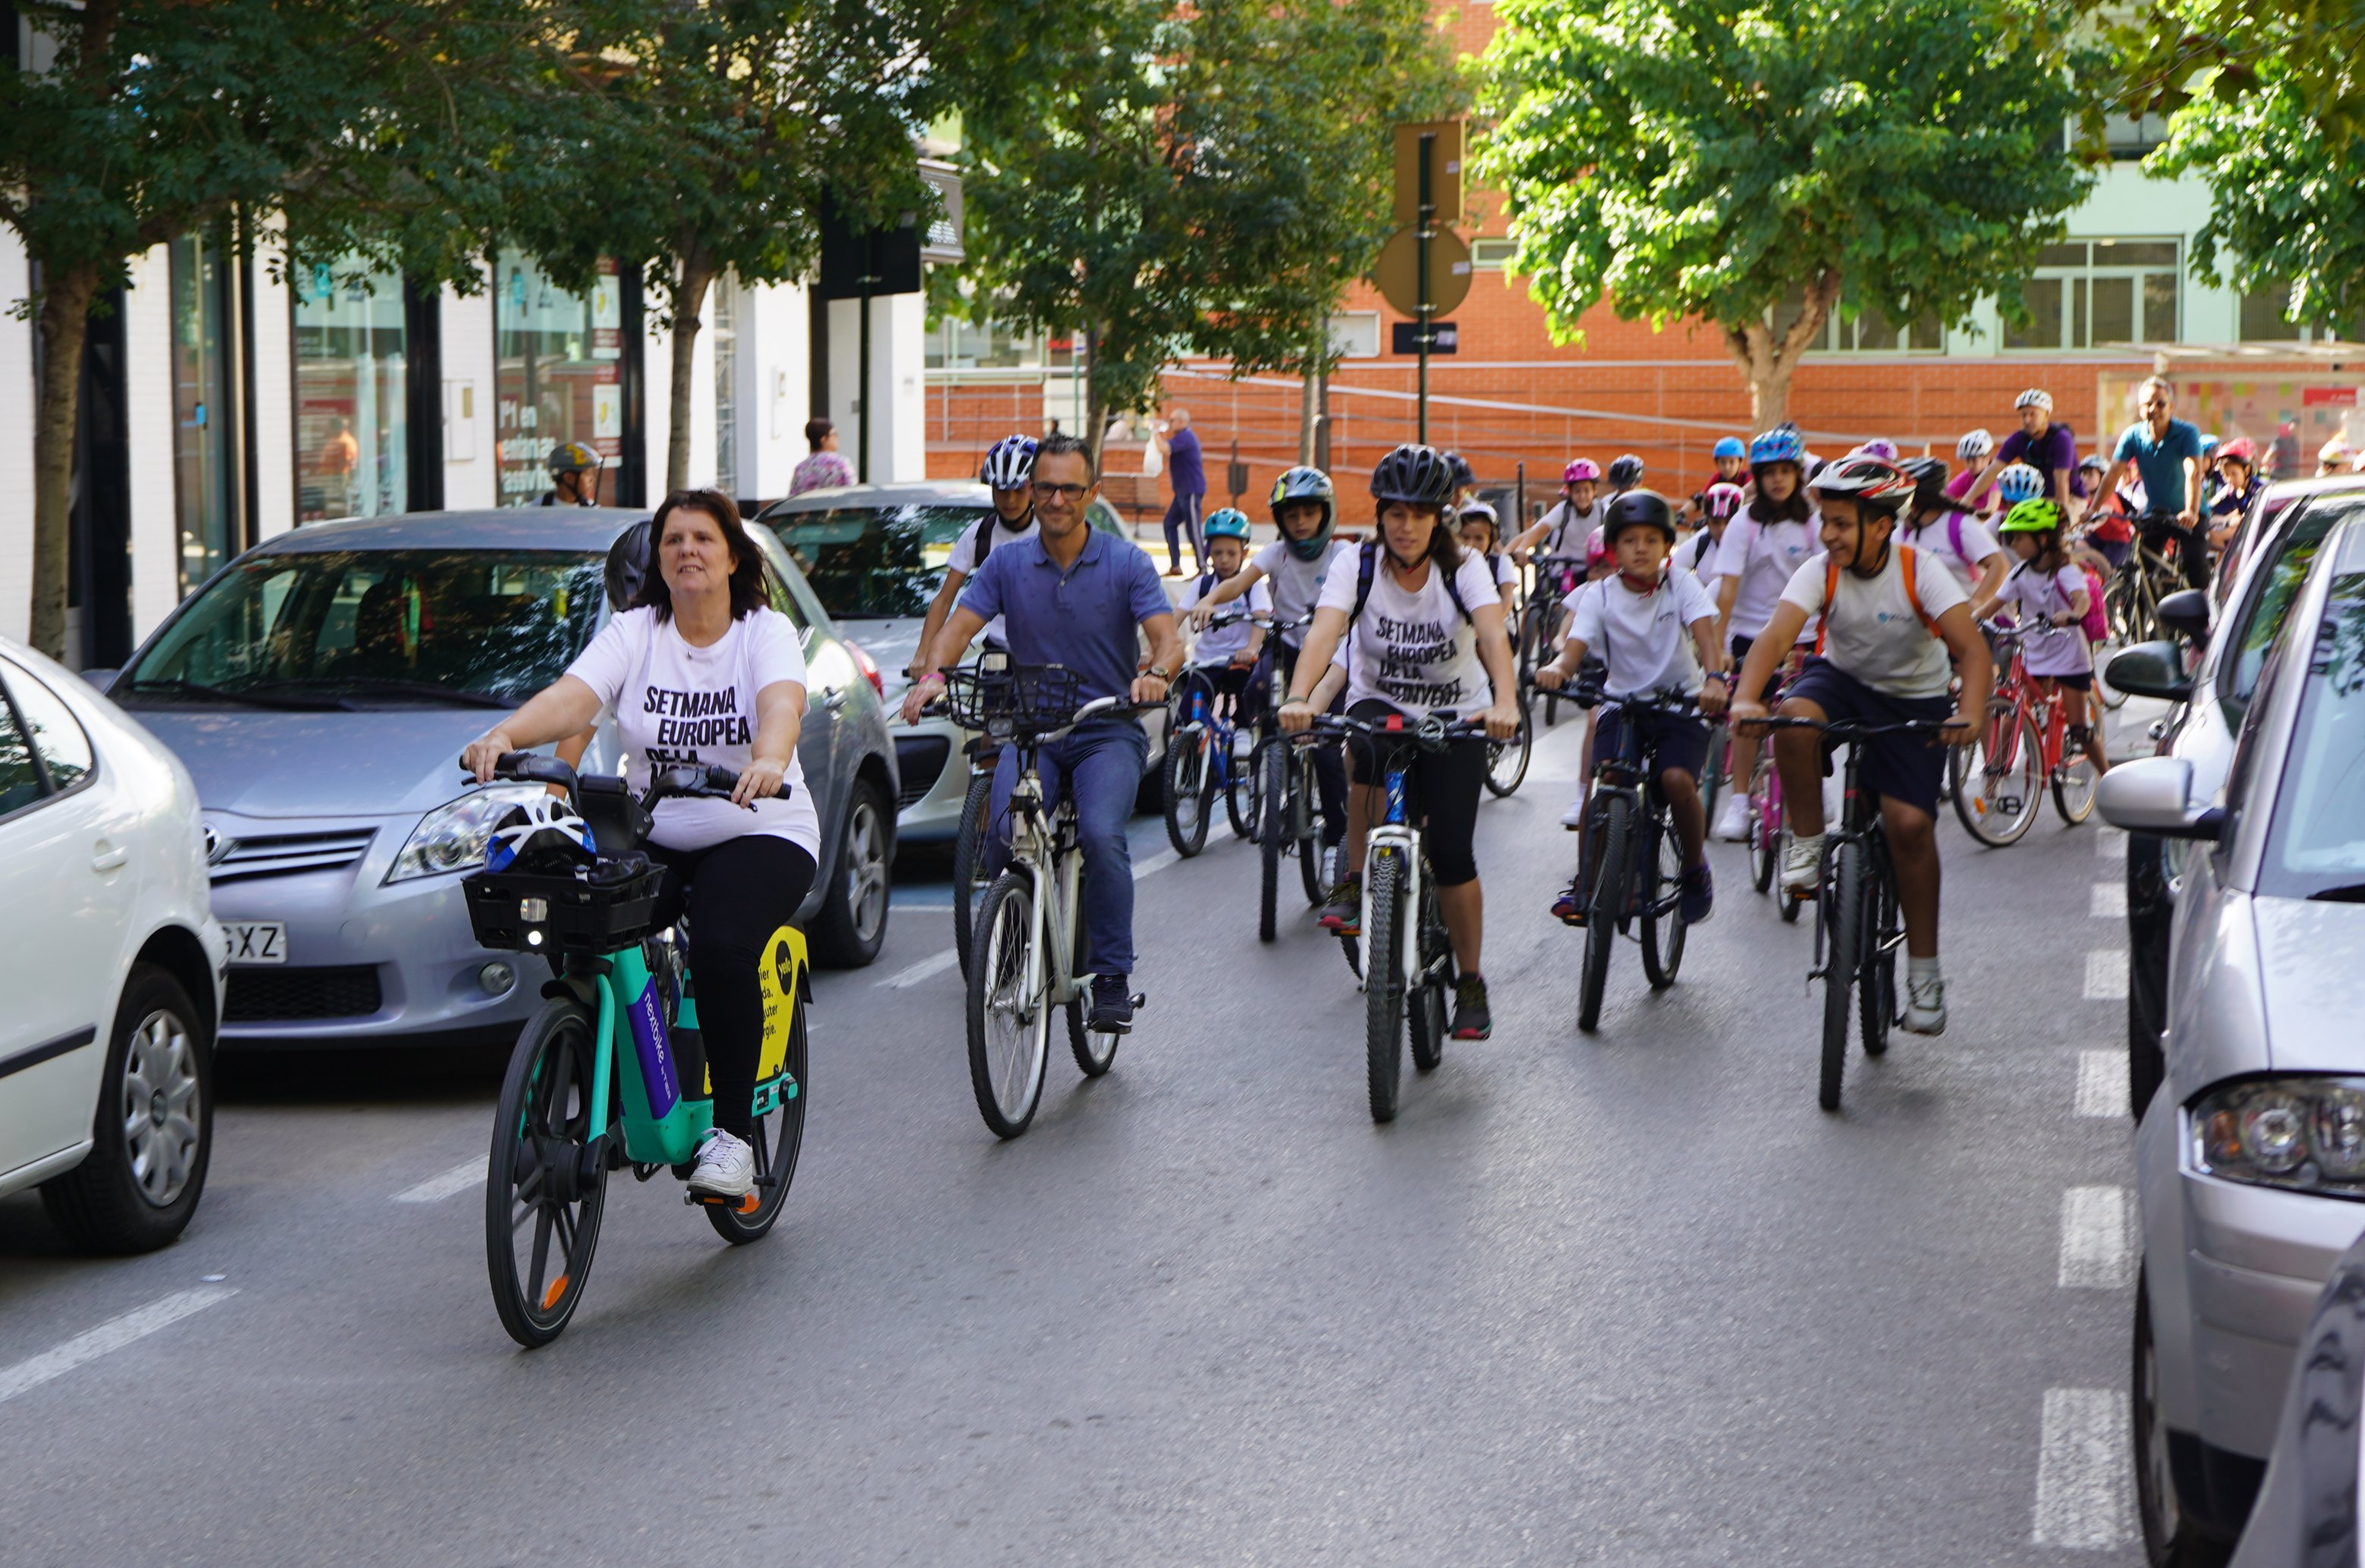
[971,515,996,567]
[1350,540,1473,626]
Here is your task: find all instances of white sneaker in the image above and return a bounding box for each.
[687,1128,756,1199]
[1712,791,1752,842]
[1903,973,1947,1036]
[1560,797,1587,828]
[1781,832,1824,894]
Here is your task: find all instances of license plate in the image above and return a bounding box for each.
[221,922,288,966]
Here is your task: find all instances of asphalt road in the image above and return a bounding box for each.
[0,706,2159,1566]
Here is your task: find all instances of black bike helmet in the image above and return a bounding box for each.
[604,520,652,611]
[1606,453,1646,490]
[1369,443,1458,509]
[1443,450,1477,493]
[1601,488,1676,546]
[1899,455,1953,516]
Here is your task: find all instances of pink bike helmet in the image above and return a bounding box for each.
[1564,459,1602,485]
[1584,526,1609,569]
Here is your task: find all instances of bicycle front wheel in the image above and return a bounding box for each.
[1640,815,1687,990]
[1296,754,1328,908]
[1859,859,1896,1059]
[1364,850,1407,1122]
[1578,795,1630,1033]
[966,872,1049,1138]
[1255,740,1286,941]
[951,768,995,978]
[2053,737,2100,825]
[1225,731,1259,840]
[1484,697,1532,798]
[486,1000,610,1348]
[1747,759,1780,896]
[707,981,808,1245]
[1820,841,1862,1111]
[1953,703,2043,848]
[1408,872,1450,1073]
[1163,725,1212,856]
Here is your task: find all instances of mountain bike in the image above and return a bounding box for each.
[2101,510,2190,646]
[1950,620,2100,846]
[1162,617,1261,856]
[1754,715,1951,1111]
[1305,711,1484,1123]
[946,662,1157,1139]
[1568,690,1705,1032]
[1246,614,1329,941]
[459,754,809,1348]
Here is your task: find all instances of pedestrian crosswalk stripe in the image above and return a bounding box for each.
[2057,1187,2135,1289]
[2074,1052,2125,1119]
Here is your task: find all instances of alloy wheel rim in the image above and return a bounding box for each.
[845,801,889,940]
[119,1009,200,1208]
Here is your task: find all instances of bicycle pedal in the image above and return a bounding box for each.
[1128,991,1147,1010]
[685,1190,763,1214]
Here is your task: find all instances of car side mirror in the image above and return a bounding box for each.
[2097,756,2224,840]
[2157,589,2211,643]
[2104,640,2193,703]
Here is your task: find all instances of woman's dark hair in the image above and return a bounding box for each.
[1746,463,1814,525]
[632,489,769,622]
[803,418,833,449]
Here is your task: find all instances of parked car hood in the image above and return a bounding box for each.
[131,708,503,819]
[2257,895,2365,1072]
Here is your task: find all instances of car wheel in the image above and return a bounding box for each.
[2133,1266,2233,1567]
[2127,833,2171,1119]
[40,964,214,1255]
[810,776,893,967]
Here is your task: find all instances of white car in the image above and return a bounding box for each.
[0,637,224,1253]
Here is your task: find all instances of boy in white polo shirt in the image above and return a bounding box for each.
[1537,490,1729,927]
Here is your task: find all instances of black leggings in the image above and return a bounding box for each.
[648,836,818,1140]
[1343,698,1487,885]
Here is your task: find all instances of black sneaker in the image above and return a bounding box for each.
[1089,974,1134,1034]
[1678,861,1715,925]
[1449,975,1492,1041]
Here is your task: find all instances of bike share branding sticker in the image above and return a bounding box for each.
[627,978,679,1118]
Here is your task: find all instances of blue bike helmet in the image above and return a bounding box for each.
[1269,465,1336,559]
[1749,426,1806,468]
[979,433,1038,492]
[1994,462,2045,505]
[1712,436,1746,461]
[1203,508,1251,542]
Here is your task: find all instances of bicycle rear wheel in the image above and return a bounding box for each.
[1578,794,1629,1033]
[486,1000,610,1348]
[1255,740,1285,942]
[1364,850,1407,1122]
[966,872,1049,1138]
[1640,814,1687,990]
[706,983,807,1244]
[1747,759,1779,896]
[1953,703,2043,847]
[951,768,995,978]
[1225,731,1258,840]
[2053,743,2100,825]
[1859,859,1896,1059]
[1069,994,1117,1077]
[1296,754,1328,907]
[1820,841,1862,1111]
[1484,696,1532,798]
[1408,873,1450,1072]
[1162,724,1212,856]
[1700,721,1728,824]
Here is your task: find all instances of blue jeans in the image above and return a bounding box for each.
[985,721,1148,977]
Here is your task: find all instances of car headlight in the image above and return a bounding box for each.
[386,785,546,884]
[2191,1078,2365,1196]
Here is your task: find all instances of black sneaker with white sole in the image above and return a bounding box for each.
[1089,974,1135,1033]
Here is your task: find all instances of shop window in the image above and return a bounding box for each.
[293,262,409,522]
[171,233,236,596]
[494,250,624,506]
[2006,239,2182,349]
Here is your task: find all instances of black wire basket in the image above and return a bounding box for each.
[464,853,666,956]
[938,663,1086,734]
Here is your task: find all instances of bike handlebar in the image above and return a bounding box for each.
[464,752,763,807]
[1746,715,1958,739]
[1302,712,1489,748]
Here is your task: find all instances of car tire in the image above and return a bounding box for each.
[40,964,215,1256]
[2127,833,2172,1119]
[2133,1266,2235,1568]
[810,776,894,968]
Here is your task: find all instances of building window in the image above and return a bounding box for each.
[293,262,409,523]
[170,233,235,596]
[2240,283,2363,343]
[1471,238,1519,273]
[494,249,623,506]
[1772,290,1942,353]
[1328,311,1380,359]
[712,279,738,495]
[2005,239,2182,349]
[2102,112,2170,161]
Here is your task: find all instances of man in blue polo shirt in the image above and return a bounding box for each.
[903,431,1183,1031]
[2094,375,2209,590]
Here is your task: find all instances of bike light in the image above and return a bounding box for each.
[387,785,543,883]
[2191,1078,2365,1196]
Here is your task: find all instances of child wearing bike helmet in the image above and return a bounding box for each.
[1458,500,1521,615]
[1179,509,1271,715]
[908,433,1039,681]
[1728,455,1994,1036]
[1900,457,2007,601]
[1514,459,1605,565]
[1975,499,2108,784]
[1947,429,1996,515]
[1536,490,1729,929]
[1677,481,1746,584]
[1709,424,1818,841]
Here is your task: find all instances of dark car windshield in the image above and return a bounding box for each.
[760,505,991,619]
[118,549,604,706]
[2262,568,2365,900]
[2222,493,2365,722]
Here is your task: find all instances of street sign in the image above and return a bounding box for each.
[1392,121,1462,227]
[1392,321,1457,355]
[1374,226,1471,318]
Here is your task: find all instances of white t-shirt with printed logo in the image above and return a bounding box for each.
[1316,549,1499,716]
[1565,571,1721,697]
[1717,512,1820,638]
[1180,570,1271,663]
[1994,561,2094,678]
[564,606,823,857]
[1252,537,1355,646]
[946,513,1036,646]
[1778,545,1968,699]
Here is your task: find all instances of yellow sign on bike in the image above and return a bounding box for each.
[757,925,806,1082]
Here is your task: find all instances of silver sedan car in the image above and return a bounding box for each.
[102,508,897,1050]
[2105,507,2365,1561]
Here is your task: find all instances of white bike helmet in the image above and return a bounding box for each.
[1806,454,1915,515]
[979,433,1038,492]
[1956,428,1994,463]
[1994,462,2045,505]
[484,795,597,875]
[2015,388,2054,412]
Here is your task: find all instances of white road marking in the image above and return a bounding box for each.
[876,949,960,989]
[2097,827,2127,860]
[2085,950,2129,1001]
[2090,881,2126,918]
[2075,1051,2127,1119]
[0,1286,238,1406]
[394,1156,487,1204]
[2031,1388,2135,1548]
[1132,848,1180,881]
[2058,1187,2135,1289]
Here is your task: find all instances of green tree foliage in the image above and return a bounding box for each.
[957,0,1458,462]
[1476,0,2103,424]
[2108,0,2365,146]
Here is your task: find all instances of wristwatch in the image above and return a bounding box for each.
[1148,664,1175,683]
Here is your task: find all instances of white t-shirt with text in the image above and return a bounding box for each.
[1777,546,1967,699]
[1565,571,1721,697]
[1252,538,1355,647]
[1717,512,1821,639]
[1316,550,1499,716]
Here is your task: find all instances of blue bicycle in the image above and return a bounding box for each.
[1162,615,1262,856]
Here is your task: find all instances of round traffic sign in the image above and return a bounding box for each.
[1374,226,1472,318]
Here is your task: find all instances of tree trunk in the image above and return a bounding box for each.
[30,261,100,661]
[1299,366,1319,467]
[1081,321,1107,477]
[664,253,716,496]
[1721,268,1840,434]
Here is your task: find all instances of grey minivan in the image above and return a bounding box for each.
[102,508,897,1049]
